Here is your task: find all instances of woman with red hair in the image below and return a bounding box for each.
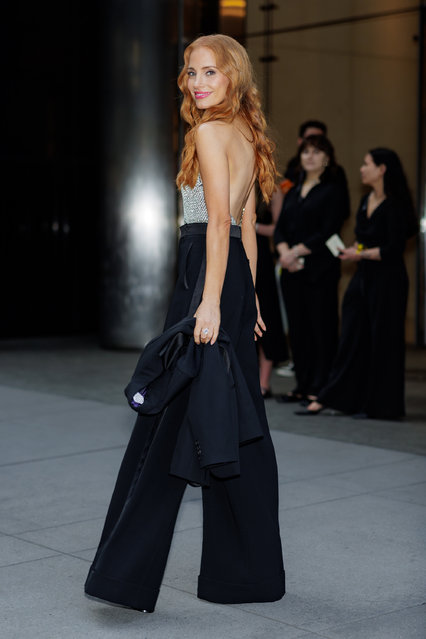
[85,35,285,613]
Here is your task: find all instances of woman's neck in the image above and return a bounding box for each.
[304,170,322,184]
[370,181,385,200]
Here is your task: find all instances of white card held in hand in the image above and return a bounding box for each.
[326,234,345,257]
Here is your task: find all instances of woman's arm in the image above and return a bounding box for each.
[276,242,303,269]
[241,186,257,284]
[256,222,274,237]
[339,246,381,261]
[270,188,285,222]
[193,122,231,346]
[256,187,285,237]
[241,187,266,340]
[273,190,302,270]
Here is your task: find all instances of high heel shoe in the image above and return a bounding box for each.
[261,388,273,399]
[85,593,154,613]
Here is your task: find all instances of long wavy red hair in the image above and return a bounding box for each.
[176,34,278,202]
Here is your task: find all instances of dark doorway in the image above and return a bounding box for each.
[2,1,101,337]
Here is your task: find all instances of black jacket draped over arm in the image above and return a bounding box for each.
[124,317,263,487]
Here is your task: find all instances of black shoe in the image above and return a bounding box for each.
[85,593,154,613]
[276,393,304,404]
[294,406,324,416]
[261,389,273,399]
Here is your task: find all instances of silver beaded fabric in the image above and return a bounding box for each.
[181,175,238,226]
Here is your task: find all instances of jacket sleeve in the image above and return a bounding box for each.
[303,182,348,252]
[379,200,406,262]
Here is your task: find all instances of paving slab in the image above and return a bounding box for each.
[322,603,426,639]
[271,430,416,483]
[15,518,106,555]
[252,493,426,634]
[0,449,124,534]
[0,386,66,417]
[277,475,369,511]
[0,404,131,466]
[162,526,203,594]
[313,456,426,494]
[372,481,426,507]
[0,533,59,567]
[0,554,315,639]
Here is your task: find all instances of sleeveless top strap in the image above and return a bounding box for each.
[235,169,257,226]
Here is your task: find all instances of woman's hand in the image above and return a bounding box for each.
[287,259,304,272]
[194,299,221,345]
[254,294,266,341]
[279,249,297,269]
[279,246,306,270]
[339,246,362,262]
[293,242,311,257]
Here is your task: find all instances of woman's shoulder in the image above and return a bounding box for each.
[194,122,234,159]
[195,121,233,141]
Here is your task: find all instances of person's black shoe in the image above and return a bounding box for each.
[85,593,154,613]
[294,406,324,416]
[276,393,304,404]
[261,389,273,399]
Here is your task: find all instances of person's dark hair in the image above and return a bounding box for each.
[369,147,418,237]
[297,134,337,181]
[299,120,327,138]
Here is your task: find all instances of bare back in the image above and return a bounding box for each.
[227,118,256,224]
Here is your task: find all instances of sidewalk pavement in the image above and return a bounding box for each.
[1,378,425,639]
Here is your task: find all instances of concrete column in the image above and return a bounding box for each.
[417,2,426,345]
[100,0,177,348]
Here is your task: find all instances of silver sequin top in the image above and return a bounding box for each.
[181,174,238,226]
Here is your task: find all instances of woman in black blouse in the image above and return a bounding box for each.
[300,148,418,419]
[274,135,349,402]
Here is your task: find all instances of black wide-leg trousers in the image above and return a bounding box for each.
[85,225,285,611]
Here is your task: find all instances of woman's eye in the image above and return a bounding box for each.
[206,70,216,76]
[187,71,195,77]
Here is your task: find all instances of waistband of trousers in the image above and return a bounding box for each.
[180,222,241,239]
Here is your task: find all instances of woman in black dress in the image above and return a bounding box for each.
[84,34,285,613]
[301,148,417,419]
[274,135,349,403]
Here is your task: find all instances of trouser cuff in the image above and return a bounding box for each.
[85,568,158,612]
[197,571,285,604]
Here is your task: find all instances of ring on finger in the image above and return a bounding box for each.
[201,328,209,336]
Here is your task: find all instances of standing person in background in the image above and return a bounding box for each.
[284,120,329,184]
[299,148,418,419]
[277,120,341,381]
[255,186,289,398]
[283,121,350,215]
[274,135,349,404]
